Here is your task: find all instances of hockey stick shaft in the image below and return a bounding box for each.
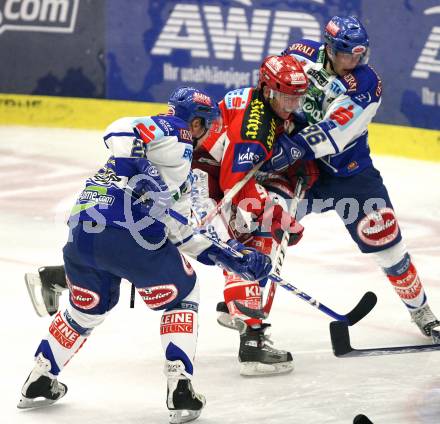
[261,177,303,317]
[168,207,377,325]
[197,160,265,227]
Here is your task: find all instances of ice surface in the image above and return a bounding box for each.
[1,126,440,423]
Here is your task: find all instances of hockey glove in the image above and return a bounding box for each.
[133,160,173,221]
[257,204,304,246]
[286,159,320,192]
[208,240,272,281]
[262,133,305,173]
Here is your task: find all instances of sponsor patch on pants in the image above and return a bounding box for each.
[357,207,399,247]
[138,284,178,309]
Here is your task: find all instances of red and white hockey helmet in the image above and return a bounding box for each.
[258,55,308,96]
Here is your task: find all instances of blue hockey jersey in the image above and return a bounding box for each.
[285,39,383,176]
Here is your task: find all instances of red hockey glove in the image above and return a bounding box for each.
[257,204,303,246]
[287,159,319,192]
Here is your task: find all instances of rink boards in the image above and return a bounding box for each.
[1,92,440,162]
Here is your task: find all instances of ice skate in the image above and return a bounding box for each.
[25,266,67,317]
[409,304,440,337]
[216,301,247,333]
[166,360,205,424]
[17,353,67,409]
[239,324,293,376]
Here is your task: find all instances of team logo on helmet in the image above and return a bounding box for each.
[326,20,340,37]
[193,92,213,106]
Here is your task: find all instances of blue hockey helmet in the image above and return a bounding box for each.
[168,87,219,129]
[324,16,370,64]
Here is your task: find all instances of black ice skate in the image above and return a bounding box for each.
[409,304,440,337]
[25,265,67,317]
[239,324,294,376]
[17,353,67,409]
[166,360,205,424]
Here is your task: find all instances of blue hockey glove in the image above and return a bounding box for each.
[209,239,272,281]
[133,160,173,220]
[262,133,305,173]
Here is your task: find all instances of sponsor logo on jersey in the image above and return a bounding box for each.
[79,189,115,206]
[342,73,357,92]
[0,0,79,35]
[160,311,194,334]
[179,128,193,142]
[68,283,100,310]
[241,90,278,150]
[329,104,355,125]
[182,147,193,161]
[244,97,265,139]
[157,118,174,135]
[290,42,316,57]
[138,284,178,309]
[49,311,80,349]
[356,208,399,247]
[308,68,329,87]
[136,123,157,144]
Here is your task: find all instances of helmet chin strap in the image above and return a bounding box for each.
[192,127,208,147]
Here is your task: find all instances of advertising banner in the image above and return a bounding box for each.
[0,0,105,98]
[106,0,440,130]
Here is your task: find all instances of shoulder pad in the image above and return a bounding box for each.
[104,117,137,136]
[339,65,383,104]
[285,39,322,61]
[224,87,252,110]
[152,115,186,136]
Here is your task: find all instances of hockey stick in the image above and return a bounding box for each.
[168,208,377,326]
[259,176,304,318]
[329,320,440,357]
[196,160,265,227]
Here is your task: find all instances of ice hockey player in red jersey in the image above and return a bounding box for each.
[191,54,315,376]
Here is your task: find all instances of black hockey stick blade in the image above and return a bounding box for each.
[330,321,440,357]
[233,300,266,319]
[344,291,377,326]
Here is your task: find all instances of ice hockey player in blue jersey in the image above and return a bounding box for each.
[17,87,272,424]
[262,15,440,337]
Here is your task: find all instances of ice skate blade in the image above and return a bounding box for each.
[24,273,48,317]
[240,361,294,376]
[169,409,202,424]
[17,395,60,410]
[216,312,246,334]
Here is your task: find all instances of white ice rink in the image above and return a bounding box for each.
[1,126,440,424]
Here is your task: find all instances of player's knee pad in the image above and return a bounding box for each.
[66,305,107,331]
[371,240,408,269]
[223,272,262,326]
